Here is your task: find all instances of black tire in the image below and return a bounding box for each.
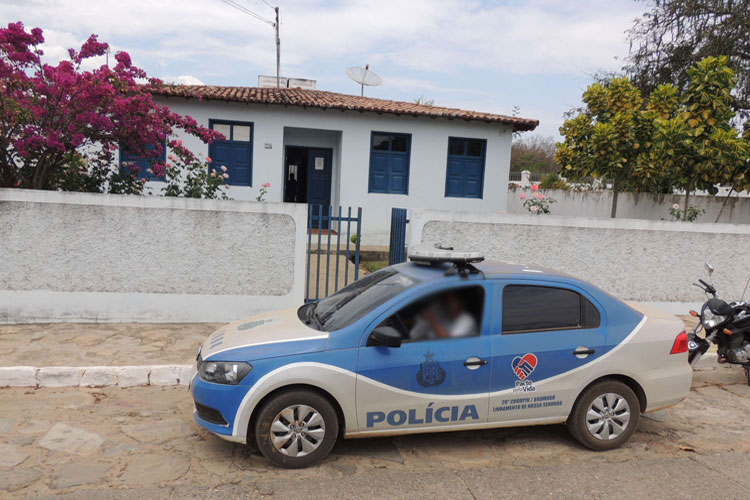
[567,379,640,451]
[254,389,339,468]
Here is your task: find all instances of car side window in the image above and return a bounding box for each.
[373,286,485,344]
[501,284,601,334]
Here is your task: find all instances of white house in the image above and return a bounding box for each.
[137,85,537,244]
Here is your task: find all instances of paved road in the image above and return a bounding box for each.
[1,360,749,499]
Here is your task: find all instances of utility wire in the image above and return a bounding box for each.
[217,0,275,26]
[260,0,276,9]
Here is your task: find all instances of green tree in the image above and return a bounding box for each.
[556,78,664,217]
[626,0,750,119]
[646,56,749,220]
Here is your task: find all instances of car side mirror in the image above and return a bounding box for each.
[368,326,402,348]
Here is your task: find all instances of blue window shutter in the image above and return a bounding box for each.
[368,132,411,194]
[445,157,463,197]
[119,143,165,181]
[388,154,408,194]
[369,152,388,193]
[208,121,253,187]
[445,138,485,199]
[462,159,483,198]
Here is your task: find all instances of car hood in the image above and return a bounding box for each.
[200,307,328,360]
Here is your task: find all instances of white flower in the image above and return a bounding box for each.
[672,203,680,210]
[530,205,538,212]
[222,173,229,179]
[210,170,216,177]
[220,165,227,172]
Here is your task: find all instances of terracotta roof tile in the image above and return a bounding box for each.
[152,85,538,131]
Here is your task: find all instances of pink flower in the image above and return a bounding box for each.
[531,184,538,192]
[263,182,271,188]
[206,156,212,163]
[538,194,545,200]
[520,193,526,199]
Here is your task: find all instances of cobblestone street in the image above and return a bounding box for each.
[1,358,749,499]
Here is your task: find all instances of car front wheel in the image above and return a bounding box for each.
[254,389,339,468]
[567,379,640,451]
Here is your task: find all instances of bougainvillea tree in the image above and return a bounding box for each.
[0,22,223,193]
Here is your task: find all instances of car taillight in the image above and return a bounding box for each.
[670,331,689,354]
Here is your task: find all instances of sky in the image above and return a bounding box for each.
[0,0,647,139]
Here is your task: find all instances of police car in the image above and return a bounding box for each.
[191,248,692,468]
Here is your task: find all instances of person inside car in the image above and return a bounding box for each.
[409,291,478,340]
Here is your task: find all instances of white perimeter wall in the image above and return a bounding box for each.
[0,189,307,323]
[506,188,750,224]
[151,97,514,245]
[408,209,750,312]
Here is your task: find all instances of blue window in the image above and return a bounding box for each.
[368,132,411,195]
[119,143,166,181]
[208,120,253,187]
[445,137,486,199]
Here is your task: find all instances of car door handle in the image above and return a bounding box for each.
[463,357,488,369]
[573,346,595,357]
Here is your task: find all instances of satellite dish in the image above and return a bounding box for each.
[346,64,383,96]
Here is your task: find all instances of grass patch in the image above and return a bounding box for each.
[362,260,389,274]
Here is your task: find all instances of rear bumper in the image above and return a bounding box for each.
[641,357,693,412]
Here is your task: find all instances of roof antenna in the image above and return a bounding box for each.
[346,64,383,96]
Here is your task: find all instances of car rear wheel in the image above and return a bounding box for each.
[254,389,338,468]
[567,380,640,451]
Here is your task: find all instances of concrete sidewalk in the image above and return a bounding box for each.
[0,323,219,367]
[0,323,219,388]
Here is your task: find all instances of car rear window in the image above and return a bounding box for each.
[501,284,601,334]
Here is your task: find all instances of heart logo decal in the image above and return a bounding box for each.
[511,353,538,381]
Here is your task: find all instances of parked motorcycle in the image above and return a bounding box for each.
[687,263,750,385]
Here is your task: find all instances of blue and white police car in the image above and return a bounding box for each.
[191,248,692,468]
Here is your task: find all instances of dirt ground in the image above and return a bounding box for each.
[0,361,748,500]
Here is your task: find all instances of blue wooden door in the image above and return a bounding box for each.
[307,149,333,228]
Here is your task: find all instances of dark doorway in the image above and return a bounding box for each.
[284,146,333,227]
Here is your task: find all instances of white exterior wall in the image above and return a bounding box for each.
[507,187,750,224]
[152,96,514,245]
[408,209,750,312]
[0,189,307,323]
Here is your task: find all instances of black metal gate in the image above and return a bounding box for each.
[305,205,362,302]
[388,207,408,265]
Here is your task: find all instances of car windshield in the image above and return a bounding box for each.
[301,269,417,331]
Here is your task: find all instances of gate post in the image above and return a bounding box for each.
[389,208,408,265]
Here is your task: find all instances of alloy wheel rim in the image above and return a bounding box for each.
[270,404,326,457]
[585,393,631,440]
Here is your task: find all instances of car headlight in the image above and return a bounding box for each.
[198,358,252,385]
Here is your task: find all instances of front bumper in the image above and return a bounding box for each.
[190,372,252,439]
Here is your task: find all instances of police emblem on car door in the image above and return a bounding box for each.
[355,283,493,432]
[417,351,446,387]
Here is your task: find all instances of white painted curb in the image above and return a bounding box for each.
[0,364,193,388]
